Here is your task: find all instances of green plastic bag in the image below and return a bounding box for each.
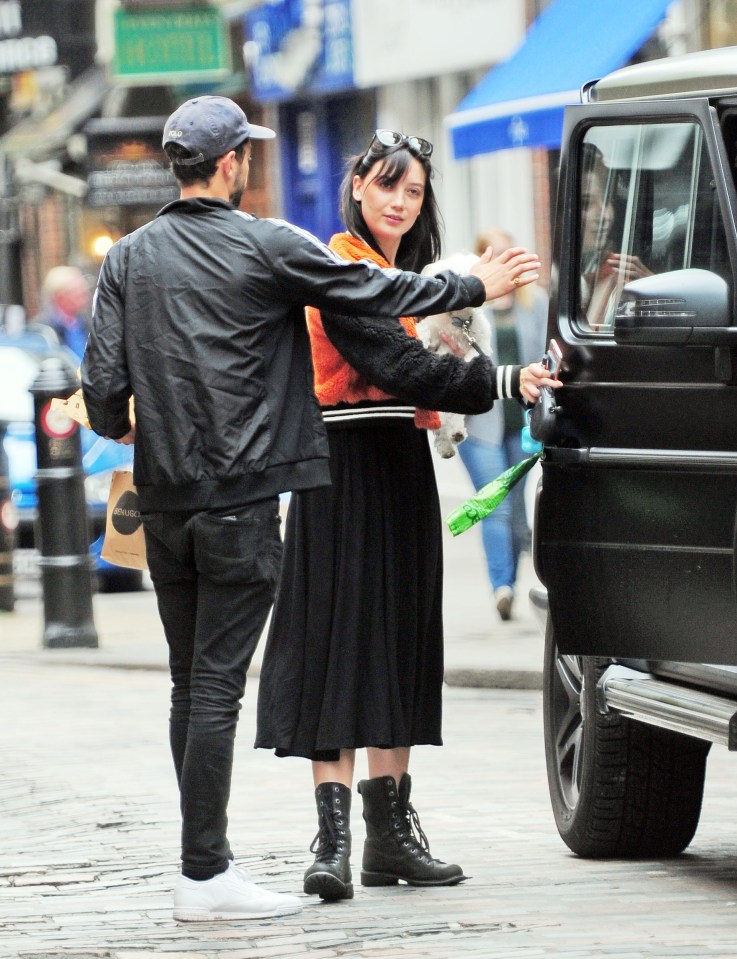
[445,451,543,537]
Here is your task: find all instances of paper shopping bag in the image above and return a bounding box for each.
[50,388,91,429]
[101,470,148,570]
[50,388,137,431]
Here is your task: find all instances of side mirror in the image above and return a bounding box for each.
[614,268,732,345]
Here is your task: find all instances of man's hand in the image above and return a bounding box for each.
[519,362,562,404]
[469,245,541,301]
[105,426,136,445]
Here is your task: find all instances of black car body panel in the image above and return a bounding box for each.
[536,64,737,668]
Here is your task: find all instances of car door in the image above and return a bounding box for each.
[536,97,737,665]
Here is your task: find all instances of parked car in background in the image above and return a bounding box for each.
[533,46,737,859]
[0,331,144,592]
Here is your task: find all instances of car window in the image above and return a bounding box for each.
[0,347,39,421]
[577,121,731,334]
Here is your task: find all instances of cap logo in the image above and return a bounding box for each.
[167,129,184,138]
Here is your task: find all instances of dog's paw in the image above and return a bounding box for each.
[433,435,457,458]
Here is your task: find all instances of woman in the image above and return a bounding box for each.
[579,146,650,330]
[256,130,557,902]
[458,227,548,622]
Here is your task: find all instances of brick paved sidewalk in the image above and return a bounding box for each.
[3,655,737,959]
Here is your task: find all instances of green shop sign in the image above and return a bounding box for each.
[113,8,230,84]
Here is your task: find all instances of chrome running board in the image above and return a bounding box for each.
[598,665,737,750]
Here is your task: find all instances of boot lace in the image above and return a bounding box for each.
[405,800,430,853]
[309,805,341,859]
[392,797,431,859]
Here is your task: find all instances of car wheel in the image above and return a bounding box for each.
[97,568,144,593]
[542,616,710,858]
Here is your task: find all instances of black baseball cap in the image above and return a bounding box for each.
[162,96,276,166]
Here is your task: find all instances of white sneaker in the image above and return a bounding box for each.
[495,585,514,622]
[173,861,302,921]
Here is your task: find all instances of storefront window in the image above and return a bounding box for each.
[707,0,737,47]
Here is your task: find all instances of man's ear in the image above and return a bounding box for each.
[219,150,236,176]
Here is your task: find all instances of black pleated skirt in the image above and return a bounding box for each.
[255,417,444,760]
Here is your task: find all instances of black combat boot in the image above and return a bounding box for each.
[357,773,467,887]
[303,782,353,901]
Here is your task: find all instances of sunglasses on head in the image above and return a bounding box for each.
[371,129,433,158]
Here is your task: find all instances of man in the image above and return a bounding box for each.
[81,95,556,922]
[31,265,91,360]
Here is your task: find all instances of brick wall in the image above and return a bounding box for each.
[20,192,79,319]
[531,148,553,290]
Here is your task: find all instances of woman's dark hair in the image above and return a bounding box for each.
[339,138,443,272]
[164,138,249,186]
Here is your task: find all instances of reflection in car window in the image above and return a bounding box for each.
[577,122,731,333]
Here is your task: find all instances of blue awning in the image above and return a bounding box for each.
[447,0,673,158]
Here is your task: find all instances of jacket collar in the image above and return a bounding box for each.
[156,196,234,217]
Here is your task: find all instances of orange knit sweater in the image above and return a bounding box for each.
[306,232,441,431]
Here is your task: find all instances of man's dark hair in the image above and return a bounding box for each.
[165,138,249,186]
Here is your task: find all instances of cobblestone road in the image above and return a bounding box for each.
[2,654,737,958]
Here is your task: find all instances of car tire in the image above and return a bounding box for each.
[97,568,144,593]
[543,616,710,858]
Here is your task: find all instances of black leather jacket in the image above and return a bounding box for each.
[81,197,489,512]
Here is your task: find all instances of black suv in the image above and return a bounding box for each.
[533,45,737,857]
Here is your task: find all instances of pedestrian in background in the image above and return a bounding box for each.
[457,228,548,622]
[256,131,559,903]
[29,265,91,360]
[81,98,555,923]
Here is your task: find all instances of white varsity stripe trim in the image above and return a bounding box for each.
[495,365,514,399]
[322,405,416,423]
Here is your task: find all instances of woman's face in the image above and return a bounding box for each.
[581,169,614,256]
[352,155,426,263]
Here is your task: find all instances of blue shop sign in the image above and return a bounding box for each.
[244,0,354,102]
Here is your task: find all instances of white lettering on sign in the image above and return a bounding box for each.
[0,34,56,73]
[0,1,21,40]
[48,438,65,460]
[0,0,23,37]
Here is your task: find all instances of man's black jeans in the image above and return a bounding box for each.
[142,498,282,880]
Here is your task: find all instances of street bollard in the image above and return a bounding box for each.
[0,420,15,611]
[30,358,98,648]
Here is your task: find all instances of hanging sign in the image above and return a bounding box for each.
[113,7,230,84]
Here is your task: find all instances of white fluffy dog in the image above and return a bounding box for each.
[418,253,492,458]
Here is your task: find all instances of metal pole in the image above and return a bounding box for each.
[30,357,97,648]
[0,420,15,611]
[0,153,21,306]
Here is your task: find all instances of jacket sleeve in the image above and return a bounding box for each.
[321,311,521,415]
[81,243,133,440]
[262,220,486,317]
